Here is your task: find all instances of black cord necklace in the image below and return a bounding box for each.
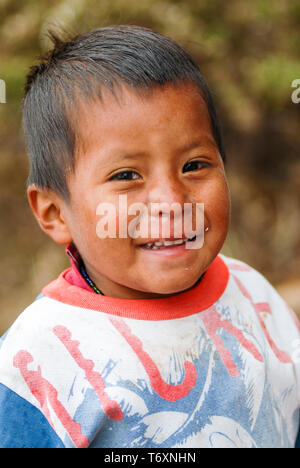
[79,262,104,295]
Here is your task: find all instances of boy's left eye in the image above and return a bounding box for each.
[182,160,210,173]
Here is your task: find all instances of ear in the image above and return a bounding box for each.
[27,185,72,245]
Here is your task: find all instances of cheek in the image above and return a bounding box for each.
[64,196,103,253]
[204,178,231,228]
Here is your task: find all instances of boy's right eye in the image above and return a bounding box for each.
[109,170,141,181]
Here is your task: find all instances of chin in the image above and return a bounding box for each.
[144,273,203,296]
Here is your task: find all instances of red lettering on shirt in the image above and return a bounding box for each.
[109,317,197,402]
[201,306,264,377]
[233,275,292,364]
[53,325,123,421]
[13,350,89,448]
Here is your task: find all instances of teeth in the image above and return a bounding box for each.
[143,239,186,249]
[164,239,185,246]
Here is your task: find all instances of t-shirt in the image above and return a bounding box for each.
[0,254,299,448]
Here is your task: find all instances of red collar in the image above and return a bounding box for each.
[64,243,94,293]
[42,248,229,321]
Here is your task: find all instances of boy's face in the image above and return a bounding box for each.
[61,82,230,299]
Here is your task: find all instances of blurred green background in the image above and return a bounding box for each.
[0,0,299,333]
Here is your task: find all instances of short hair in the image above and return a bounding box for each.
[23,25,226,200]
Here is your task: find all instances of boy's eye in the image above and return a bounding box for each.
[110,170,141,181]
[182,160,210,173]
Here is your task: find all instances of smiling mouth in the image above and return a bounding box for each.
[139,235,198,250]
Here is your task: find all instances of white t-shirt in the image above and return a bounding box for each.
[0,255,299,448]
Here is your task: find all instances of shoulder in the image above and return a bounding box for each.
[0,293,82,400]
[0,293,96,448]
[0,294,63,386]
[220,254,285,301]
[219,254,300,346]
[0,295,69,448]
[0,294,65,347]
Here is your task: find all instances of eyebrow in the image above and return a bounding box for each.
[177,141,203,153]
[176,136,217,154]
[119,152,145,160]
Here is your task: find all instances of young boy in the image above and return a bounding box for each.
[0,25,299,448]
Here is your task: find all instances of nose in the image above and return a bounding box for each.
[145,173,188,239]
[146,173,187,209]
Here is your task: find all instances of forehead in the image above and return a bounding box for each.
[74,82,216,158]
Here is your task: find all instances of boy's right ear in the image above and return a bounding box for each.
[27,185,73,245]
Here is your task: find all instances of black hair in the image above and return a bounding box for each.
[23,25,226,200]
